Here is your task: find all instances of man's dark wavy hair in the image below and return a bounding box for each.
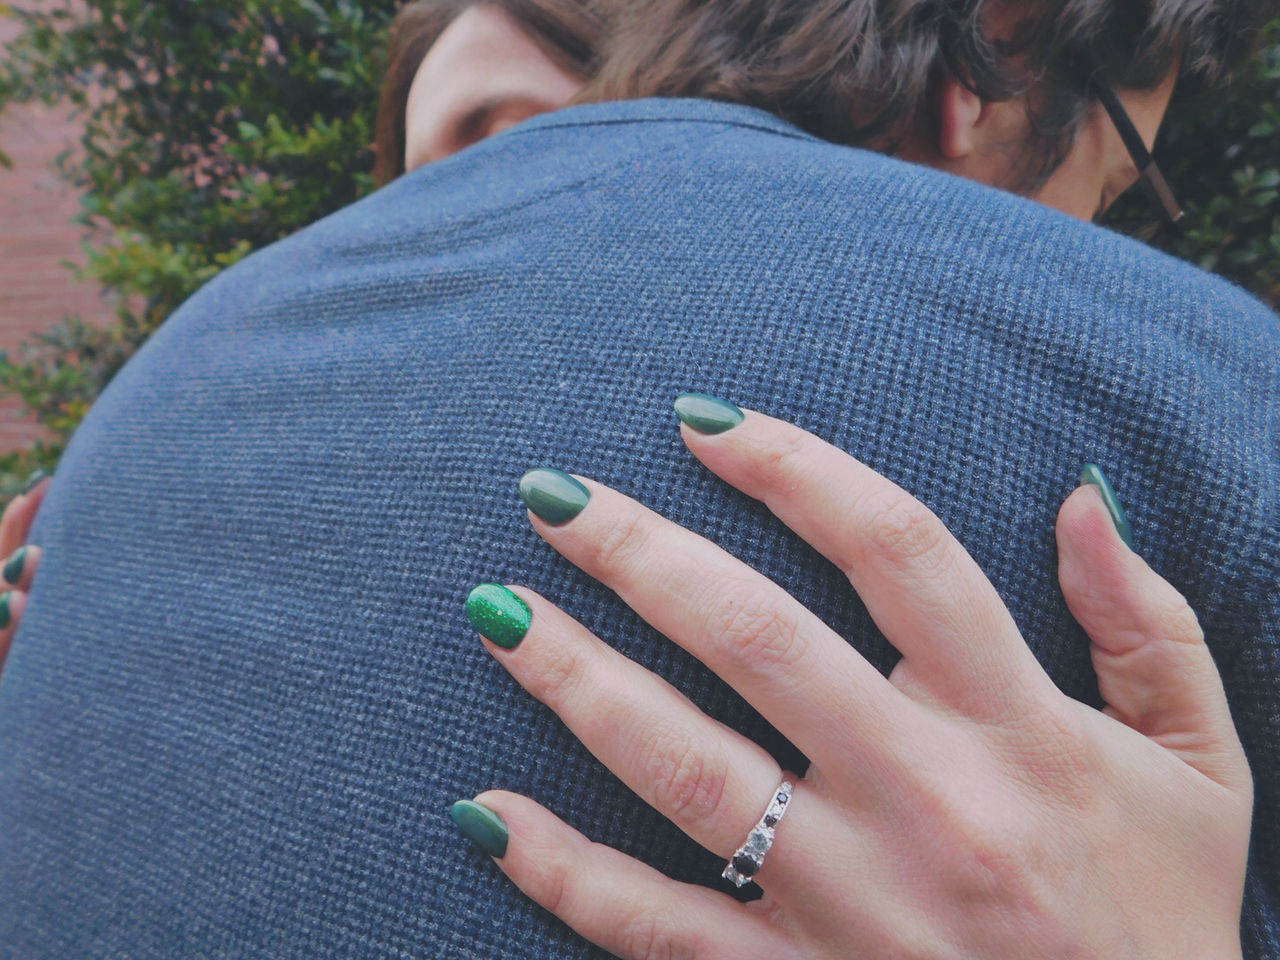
[582,0,1271,185]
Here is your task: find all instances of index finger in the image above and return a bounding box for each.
[674,394,1056,717]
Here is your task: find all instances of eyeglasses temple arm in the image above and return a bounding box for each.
[1092,76,1186,226]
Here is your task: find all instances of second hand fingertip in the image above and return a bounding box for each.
[3,546,27,586]
[21,469,50,496]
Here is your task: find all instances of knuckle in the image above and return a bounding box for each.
[541,851,575,918]
[1000,704,1099,804]
[590,505,650,582]
[527,640,587,710]
[539,831,599,919]
[940,803,1039,907]
[617,913,696,960]
[1152,593,1204,647]
[751,427,812,495]
[706,582,806,670]
[859,494,948,570]
[953,824,1067,946]
[644,730,729,829]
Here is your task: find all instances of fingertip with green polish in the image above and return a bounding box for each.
[3,546,26,586]
[519,468,591,525]
[0,591,11,630]
[673,392,745,435]
[451,799,509,858]
[466,583,532,650]
[1080,463,1134,549]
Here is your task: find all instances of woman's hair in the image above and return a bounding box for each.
[374,0,606,186]
[578,0,1272,187]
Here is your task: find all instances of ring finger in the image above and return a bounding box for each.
[465,582,840,893]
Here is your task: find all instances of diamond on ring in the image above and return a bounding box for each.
[722,778,794,888]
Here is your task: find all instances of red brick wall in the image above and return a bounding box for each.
[0,11,113,453]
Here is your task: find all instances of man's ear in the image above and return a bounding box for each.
[936,78,985,159]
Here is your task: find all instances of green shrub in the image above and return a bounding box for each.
[0,5,1276,502]
[1105,18,1280,307]
[0,0,398,496]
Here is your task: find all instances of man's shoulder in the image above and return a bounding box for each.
[406,97,1277,323]
[169,95,1278,358]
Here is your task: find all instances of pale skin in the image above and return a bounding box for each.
[0,7,1252,957]
[473,409,1252,958]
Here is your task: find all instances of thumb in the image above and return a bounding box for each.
[1056,467,1250,794]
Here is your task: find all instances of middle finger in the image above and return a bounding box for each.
[517,469,907,775]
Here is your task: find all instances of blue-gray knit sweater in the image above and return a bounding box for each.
[2,98,1276,957]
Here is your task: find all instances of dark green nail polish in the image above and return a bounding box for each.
[3,547,26,586]
[519,469,590,525]
[673,392,745,435]
[0,592,11,630]
[1080,463,1134,548]
[22,470,49,495]
[467,583,532,650]
[451,799,509,858]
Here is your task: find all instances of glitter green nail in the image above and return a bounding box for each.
[466,583,532,650]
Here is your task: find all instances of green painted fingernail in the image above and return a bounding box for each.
[519,468,590,525]
[451,799,509,858]
[673,392,744,435]
[3,547,26,586]
[22,469,49,495]
[0,592,11,630]
[1080,464,1134,548]
[467,583,532,650]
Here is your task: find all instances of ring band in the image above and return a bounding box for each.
[722,777,794,888]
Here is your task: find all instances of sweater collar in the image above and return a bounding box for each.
[507,96,823,144]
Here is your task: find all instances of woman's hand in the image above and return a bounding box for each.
[0,471,49,672]
[455,396,1253,959]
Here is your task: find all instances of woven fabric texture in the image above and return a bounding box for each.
[1,98,1276,958]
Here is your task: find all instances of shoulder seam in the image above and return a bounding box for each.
[502,114,821,146]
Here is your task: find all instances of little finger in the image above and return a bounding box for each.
[455,791,792,960]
